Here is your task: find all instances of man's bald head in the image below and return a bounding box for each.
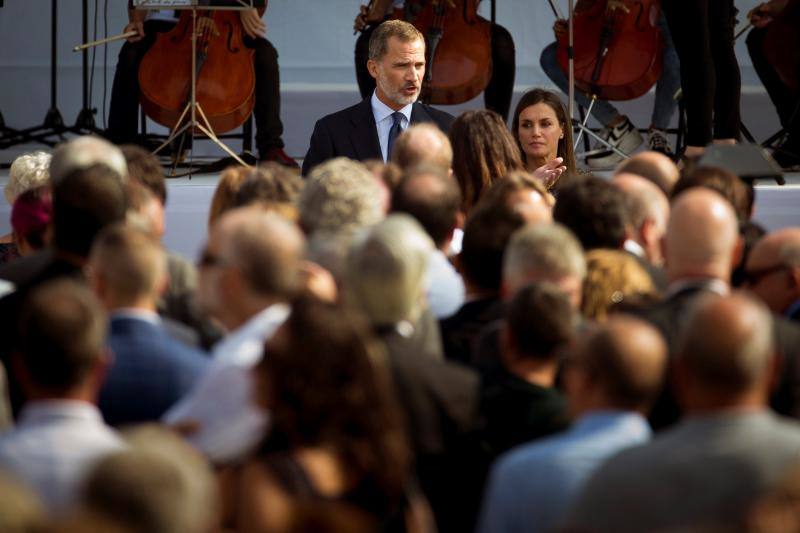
[613,173,670,265]
[745,228,800,314]
[213,207,305,299]
[665,188,740,283]
[614,151,680,196]
[572,315,667,412]
[677,292,774,403]
[390,123,453,173]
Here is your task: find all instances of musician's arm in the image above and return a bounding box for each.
[125,0,146,42]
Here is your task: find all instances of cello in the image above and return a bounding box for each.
[404,0,493,105]
[556,0,663,101]
[138,6,264,135]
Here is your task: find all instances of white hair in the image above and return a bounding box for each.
[300,157,384,235]
[503,223,587,293]
[49,136,127,184]
[6,151,51,205]
[346,214,434,326]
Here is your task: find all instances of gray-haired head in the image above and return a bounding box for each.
[83,425,217,533]
[299,157,385,236]
[346,214,434,326]
[503,222,586,307]
[50,136,127,185]
[6,151,51,205]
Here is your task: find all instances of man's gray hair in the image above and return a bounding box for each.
[83,425,217,533]
[50,135,127,184]
[346,214,434,326]
[6,151,51,205]
[218,207,305,299]
[299,157,385,235]
[503,223,586,290]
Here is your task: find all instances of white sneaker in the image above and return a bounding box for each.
[647,128,674,157]
[585,117,643,169]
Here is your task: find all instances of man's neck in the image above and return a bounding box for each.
[221,296,282,332]
[508,357,558,388]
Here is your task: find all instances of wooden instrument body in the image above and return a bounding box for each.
[557,0,663,101]
[403,0,493,105]
[762,0,800,90]
[138,10,256,134]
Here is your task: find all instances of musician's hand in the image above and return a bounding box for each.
[606,0,630,13]
[240,8,267,39]
[124,20,145,43]
[553,19,568,39]
[532,157,567,190]
[354,4,385,33]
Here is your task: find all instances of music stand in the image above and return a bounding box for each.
[133,0,255,175]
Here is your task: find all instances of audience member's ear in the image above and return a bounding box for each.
[89,347,113,392]
[455,210,465,230]
[155,268,170,297]
[789,266,800,292]
[766,352,782,398]
[499,324,515,365]
[732,234,745,270]
[641,217,657,247]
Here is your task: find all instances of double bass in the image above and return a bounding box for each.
[556,0,663,101]
[404,0,493,105]
[138,7,264,135]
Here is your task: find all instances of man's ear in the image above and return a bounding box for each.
[732,235,745,270]
[367,58,379,80]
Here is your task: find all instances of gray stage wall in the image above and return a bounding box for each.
[0,0,768,160]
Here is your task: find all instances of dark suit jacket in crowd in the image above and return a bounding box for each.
[99,316,209,427]
[377,323,485,533]
[302,98,455,175]
[634,282,800,429]
[567,411,800,533]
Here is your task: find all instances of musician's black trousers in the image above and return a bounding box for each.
[746,27,799,148]
[107,19,285,155]
[662,0,740,147]
[355,22,516,121]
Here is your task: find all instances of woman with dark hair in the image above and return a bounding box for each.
[450,110,565,213]
[511,88,577,187]
[449,110,524,213]
[235,297,424,533]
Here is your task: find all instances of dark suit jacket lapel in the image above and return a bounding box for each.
[411,102,434,125]
[349,98,382,161]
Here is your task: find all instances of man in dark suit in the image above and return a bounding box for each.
[567,292,800,533]
[633,188,800,427]
[87,225,208,427]
[302,20,454,175]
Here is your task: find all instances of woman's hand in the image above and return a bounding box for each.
[533,157,567,190]
[240,8,267,39]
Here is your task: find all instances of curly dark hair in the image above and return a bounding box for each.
[255,297,410,503]
[449,109,524,213]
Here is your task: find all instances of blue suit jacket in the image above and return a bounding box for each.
[99,316,209,426]
[302,98,455,175]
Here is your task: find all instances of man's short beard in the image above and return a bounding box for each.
[377,71,419,107]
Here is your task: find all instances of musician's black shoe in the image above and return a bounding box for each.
[260,147,299,169]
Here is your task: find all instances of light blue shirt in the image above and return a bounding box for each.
[371,91,412,162]
[477,411,652,533]
[0,400,125,511]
